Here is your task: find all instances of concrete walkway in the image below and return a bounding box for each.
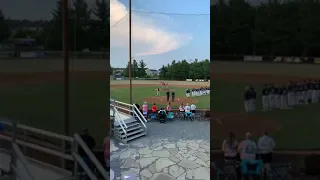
[110,119,210,180]
[0,149,72,180]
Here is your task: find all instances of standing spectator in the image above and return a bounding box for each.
[79,129,96,170]
[171,91,175,102]
[191,102,196,113]
[258,132,275,173]
[142,102,148,119]
[166,103,172,112]
[151,103,157,113]
[103,134,110,169]
[222,132,238,162]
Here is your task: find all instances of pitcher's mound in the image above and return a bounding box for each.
[143,96,198,106]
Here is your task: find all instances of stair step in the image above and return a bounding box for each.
[118,125,142,134]
[127,132,146,142]
[120,129,144,138]
[115,122,140,129]
[114,118,137,126]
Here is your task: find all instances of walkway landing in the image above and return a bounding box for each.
[0,149,72,180]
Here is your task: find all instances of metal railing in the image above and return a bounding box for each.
[110,105,127,134]
[11,143,34,180]
[73,133,108,180]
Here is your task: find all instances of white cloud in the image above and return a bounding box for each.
[110,0,192,56]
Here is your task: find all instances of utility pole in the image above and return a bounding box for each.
[129,0,133,104]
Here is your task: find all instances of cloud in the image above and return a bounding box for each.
[110,0,192,56]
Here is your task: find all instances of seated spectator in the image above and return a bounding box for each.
[151,103,157,113]
[166,103,172,112]
[158,108,167,123]
[184,103,192,119]
[179,103,184,113]
[222,132,238,162]
[238,132,262,178]
[79,128,96,171]
[191,102,196,113]
[142,102,148,118]
[258,131,275,173]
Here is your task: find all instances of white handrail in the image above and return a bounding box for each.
[132,104,147,123]
[132,108,146,128]
[74,133,109,180]
[112,105,133,113]
[12,143,34,180]
[72,153,98,180]
[113,106,128,129]
[0,134,73,160]
[0,119,74,142]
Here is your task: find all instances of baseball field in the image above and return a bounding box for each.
[0,59,109,143]
[211,61,320,150]
[110,80,210,109]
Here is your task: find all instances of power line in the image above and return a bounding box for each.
[132,9,209,16]
[110,13,128,28]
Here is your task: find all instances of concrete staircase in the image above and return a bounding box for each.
[110,100,147,143]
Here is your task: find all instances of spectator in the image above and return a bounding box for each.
[222,132,238,162]
[79,128,96,170]
[258,132,275,173]
[166,102,172,112]
[151,103,157,113]
[184,103,192,120]
[158,108,167,123]
[103,134,110,169]
[238,132,257,161]
[179,103,185,113]
[191,102,196,113]
[142,102,148,119]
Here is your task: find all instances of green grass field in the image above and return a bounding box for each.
[211,62,320,150]
[110,86,210,109]
[0,80,108,143]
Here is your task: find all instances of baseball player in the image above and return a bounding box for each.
[244,86,251,112]
[307,80,313,104]
[186,89,190,97]
[207,87,210,94]
[191,89,194,97]
[312,80,318,103]
[280,85,288,109]
[156,88,160,96]
[287,82,294,107]
[302,81,308,104]
[275,85,281,109]
[268,84,275,109]
[262,84,269,111]
[317,80,320,102]
[250,87,257,112]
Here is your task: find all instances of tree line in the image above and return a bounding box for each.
[211,0,320,57]
[159,59,210,80]
[0,0,109,51]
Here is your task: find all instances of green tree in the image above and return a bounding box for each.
[0,9,10,43]
[137,60,147,77]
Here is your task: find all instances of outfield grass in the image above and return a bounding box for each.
[211,80,320,149]
[110,86,210,109]
[0,81,108,144]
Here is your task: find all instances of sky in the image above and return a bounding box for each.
[110,0,210,69]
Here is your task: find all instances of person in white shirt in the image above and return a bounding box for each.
[258,132,275,172]
[190,103,196,113]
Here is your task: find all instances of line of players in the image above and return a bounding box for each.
[186,87,210,97]
[244,80,320,112]
[262,80,320,111]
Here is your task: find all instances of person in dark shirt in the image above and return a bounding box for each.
[274,86,281,109]
[244,86,251,112]
[166,90,170,101]
[268,84,275,109]
[250,87,256,112]
[280,85,288,109]
[262,84,269,111]
[171,91,175,102]
[78,128,96,170]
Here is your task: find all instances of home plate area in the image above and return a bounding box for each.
[110,139,210,180]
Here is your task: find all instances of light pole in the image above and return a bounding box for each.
[129,0,132,105]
